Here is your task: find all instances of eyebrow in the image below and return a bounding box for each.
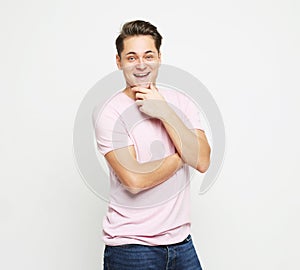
[125,50,156,56]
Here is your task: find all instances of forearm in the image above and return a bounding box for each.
[105,148,183,194]
[127,153,183,193]
[161,107,210,172]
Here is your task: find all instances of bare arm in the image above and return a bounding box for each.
[134,83,211,172]
[105,145,183,194]
[160,112,211,172]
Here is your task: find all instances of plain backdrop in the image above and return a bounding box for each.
[1,0,299,269]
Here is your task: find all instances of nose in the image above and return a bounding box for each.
[136,57,147,70]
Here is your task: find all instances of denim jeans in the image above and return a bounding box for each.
[103,235,202,270]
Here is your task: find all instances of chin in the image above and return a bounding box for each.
[137,82,151,88]
[130,80,152,88]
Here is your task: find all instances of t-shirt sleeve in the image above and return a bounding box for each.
[93,105,134,156]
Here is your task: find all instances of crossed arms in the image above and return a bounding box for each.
[104,84,211,194]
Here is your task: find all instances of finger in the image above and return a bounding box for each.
[135,100,144,107]
[150,82,158,91]
[139,105,146,113]
[135,92,147,100]
[132,86,151,94]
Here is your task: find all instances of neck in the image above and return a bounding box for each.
[123,87,135,100]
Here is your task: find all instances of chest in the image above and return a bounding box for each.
[127,116,175,162]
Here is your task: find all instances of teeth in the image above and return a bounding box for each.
[134,72,149,77]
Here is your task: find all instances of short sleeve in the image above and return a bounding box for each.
[93,104,134,156]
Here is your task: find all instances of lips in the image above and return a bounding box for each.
[133,72,150,78]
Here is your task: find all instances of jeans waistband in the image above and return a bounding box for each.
[168,234,192,246]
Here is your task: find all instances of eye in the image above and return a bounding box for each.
[127,56,136,62]
[145,54,154,60]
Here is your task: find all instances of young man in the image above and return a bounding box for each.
[94,20,210,270]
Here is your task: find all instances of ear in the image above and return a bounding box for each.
[158,52,162,65]
[116,54,122,70]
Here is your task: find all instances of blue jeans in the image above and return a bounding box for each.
[103,235,202,270]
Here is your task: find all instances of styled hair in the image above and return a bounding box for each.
[115,20,162,57]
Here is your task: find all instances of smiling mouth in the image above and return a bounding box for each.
[134,72,150,78]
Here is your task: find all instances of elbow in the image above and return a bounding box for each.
[196,159,210,173]
[196,146,211,173]
[125,186,143,195]
[197,164,209,173]
[122,174,144,195]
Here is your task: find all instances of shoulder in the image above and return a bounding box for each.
[159,86,196,109]
[93,91,132,126]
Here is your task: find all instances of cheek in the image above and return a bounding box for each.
[122,69,135,81]
[122,63,136,72]
[149,62,160,70]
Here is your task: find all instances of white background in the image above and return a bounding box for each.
[1,0,299,269]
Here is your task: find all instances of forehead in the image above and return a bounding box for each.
[122,35,157,54]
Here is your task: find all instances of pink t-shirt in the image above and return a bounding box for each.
[94,87,203,246]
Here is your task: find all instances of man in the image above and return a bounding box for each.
[94,20,210,270]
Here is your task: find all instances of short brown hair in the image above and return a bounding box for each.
[115,20,162,57]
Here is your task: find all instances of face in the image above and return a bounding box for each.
[116,35,161,88]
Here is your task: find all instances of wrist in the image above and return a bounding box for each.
[174,153,184,168]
